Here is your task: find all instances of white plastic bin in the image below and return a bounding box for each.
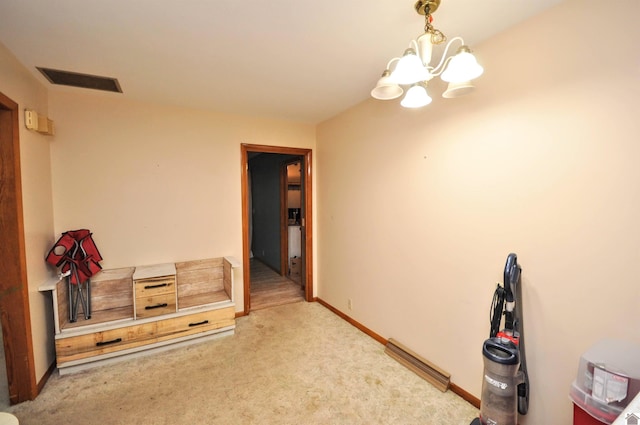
[570,339,640,424]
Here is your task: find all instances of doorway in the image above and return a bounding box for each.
[241,144,313,314]
[0,91,38,404]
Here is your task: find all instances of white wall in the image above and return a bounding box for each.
[48,91,317,308]
[316,0,640,423]
[0,42,56,380]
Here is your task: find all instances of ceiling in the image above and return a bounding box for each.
[0,0,564,124]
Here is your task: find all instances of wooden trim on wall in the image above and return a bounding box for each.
[241,144,314,314]
[314,297,481,410]
[315,298,387,346]
[0,91,38,403]
[449,382,481,409]
[37,362,56,394]
[302,150,313,302]
[240,146,250,312]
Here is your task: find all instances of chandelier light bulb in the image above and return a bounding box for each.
[441,47,484,83]
[442,80,475,98]
[400,83,432,108]
[390,48,429,85]
[371,70,404,100]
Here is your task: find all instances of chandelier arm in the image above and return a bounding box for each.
[429,56,453,77]
[386,57,400,70]
[428,36,465,74]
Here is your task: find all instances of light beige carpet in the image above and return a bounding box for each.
[6,302,478,424]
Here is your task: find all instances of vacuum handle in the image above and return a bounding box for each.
[482,338,519,365]
[503,253,520,302]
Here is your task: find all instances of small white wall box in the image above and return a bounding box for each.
[24,109,38,130]
[24,109,55,135]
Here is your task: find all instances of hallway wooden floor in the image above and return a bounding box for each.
[250,258,304,311]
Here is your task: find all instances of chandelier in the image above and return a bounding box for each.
[371,0,483,108]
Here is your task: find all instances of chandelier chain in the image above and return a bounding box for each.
[424,12,446,45]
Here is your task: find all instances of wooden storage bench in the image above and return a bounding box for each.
[40,256,240,374]
[54,267,135,333]
[176,258,233,309]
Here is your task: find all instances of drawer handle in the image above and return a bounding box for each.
[188,320,209,327]
[96,338,122,347]
[145,303,169,310]
[144,283,169,289]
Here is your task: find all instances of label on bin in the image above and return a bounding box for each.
[612,391,640,424]
[593,367,629,403]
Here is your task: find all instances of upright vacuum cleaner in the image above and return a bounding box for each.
[471,253,529,425]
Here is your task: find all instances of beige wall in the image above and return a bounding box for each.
[0,42,56,380]
[2,1,638,418]
[316,0,640,423]
[48,91,317,308]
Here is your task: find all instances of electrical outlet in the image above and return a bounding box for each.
[347,299,353,310]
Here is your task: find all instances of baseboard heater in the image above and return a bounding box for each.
[385,338,451,392]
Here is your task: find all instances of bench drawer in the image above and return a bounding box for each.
[135,293,177,318]
[56,306,235,365]
[135,276,175,298]
[155,306,235,340]
[56,321,157,363]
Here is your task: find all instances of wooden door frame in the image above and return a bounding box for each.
[0,91,38,403]
[241,144,313,314]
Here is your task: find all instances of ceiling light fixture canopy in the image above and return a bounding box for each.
[371,0,483,107]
